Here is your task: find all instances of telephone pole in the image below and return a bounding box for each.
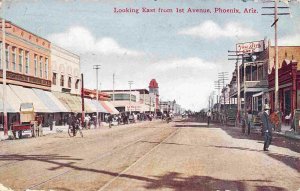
[262,0,290,112]
[228,51,243,127]
[1,5,11,135]
[218,72,229,112]
[128,81,134,114]
[214,80,222,111]
[112,73,115,104]
[93,64,101,128]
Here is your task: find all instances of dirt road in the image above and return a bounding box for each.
[0,120,299,191]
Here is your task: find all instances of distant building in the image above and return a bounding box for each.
[160,100,182,114]
[149,79,160,112]
[102,89,155,113]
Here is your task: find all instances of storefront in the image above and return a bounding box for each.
[268,60,298,118]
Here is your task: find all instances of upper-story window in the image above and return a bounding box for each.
[25,51,29,74]
[6,45,9,71]
[34,55,38,77]
[12,47,16,71]
[75,79,80,89]
[52,73,57,85]
[60,75,64,87]
[68,77,72,88]
[19,49,23,73]
[45,58,48,79]
[39,57,43,78]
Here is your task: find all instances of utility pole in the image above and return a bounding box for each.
[81,73,85,124]
[228,51,243,127]
[93,64,101,128]
[1,16,8,136]
[128,81,133,114]
[262,1,289,112]
[214,80,222,111]
[112,73,115,104]
[218,72,229,112]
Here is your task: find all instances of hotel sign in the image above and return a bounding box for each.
[0,70,51,87]
[236,40,264,55]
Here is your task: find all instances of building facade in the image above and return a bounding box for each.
[102,89,155,113]
[149,79,159,112]
[0,20,51,90]
[51,44,81,95]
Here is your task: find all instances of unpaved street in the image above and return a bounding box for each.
[0,120,299,191]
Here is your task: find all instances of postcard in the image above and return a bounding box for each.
[0,0,299,191]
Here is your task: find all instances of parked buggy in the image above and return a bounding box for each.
[10,103,42,139]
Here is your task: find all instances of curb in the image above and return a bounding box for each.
[274,131,300,141]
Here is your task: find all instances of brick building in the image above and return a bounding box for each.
[0,20,51,90]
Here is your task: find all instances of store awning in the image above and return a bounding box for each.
[10,85,49,112]
[92,100,107,113]
[100,100,112,113]
[52,92,81,112]
[70,94,82,112]
[45,91,69,112]
[0,84,17,112]
[84,98,96,113]
[104,101,119,114]
[32,88,68,113]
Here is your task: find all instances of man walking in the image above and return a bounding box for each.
[261,104,273,151]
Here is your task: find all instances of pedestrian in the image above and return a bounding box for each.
[108,114,113,128]
[48,114,54,131]
[261,104,273,151]
[207,110,212,127]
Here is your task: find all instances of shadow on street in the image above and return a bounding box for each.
[0,152,287,191]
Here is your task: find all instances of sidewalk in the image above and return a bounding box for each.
[273,124,300,140]
[0,120,157,141]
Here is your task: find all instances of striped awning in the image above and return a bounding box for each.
[0,84,16,112]
[100,101,119,114]
[104,101,119,114]
[10,85,49,112]
[33,88,69,112]
[45,91,69,112]
[84,98,96,113]
[52,92,82,112]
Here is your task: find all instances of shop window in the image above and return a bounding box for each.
[284,90,291,116]
[52,73,57,85]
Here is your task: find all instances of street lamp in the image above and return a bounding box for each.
[93,64,101,128]
[128,81,133,114]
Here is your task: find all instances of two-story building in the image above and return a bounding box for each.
[0,20,68,127]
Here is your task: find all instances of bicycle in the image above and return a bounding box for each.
[68,120,83,137]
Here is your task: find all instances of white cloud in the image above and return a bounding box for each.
[178,20,259,40]
[151,57,217,71]
[48,26,143,56]
[278,33,300,46]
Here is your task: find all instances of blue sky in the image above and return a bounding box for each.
[2,0,300,110]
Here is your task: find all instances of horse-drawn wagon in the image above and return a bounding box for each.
[10,103,43,139]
